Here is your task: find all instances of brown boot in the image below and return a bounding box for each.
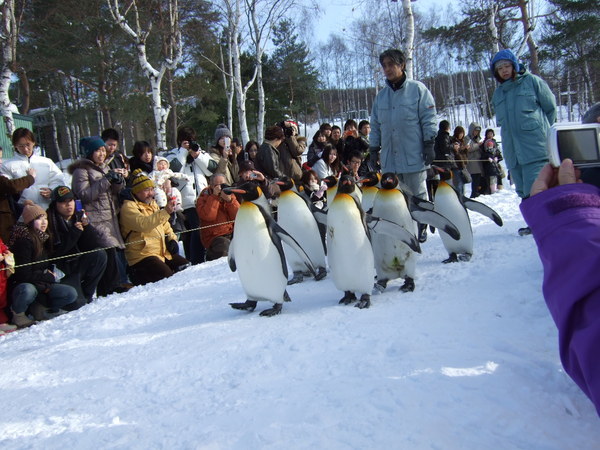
[11,310,35,329]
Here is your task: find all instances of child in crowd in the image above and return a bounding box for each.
[482,129,503,194]
[300,170,327,210]
[149,156,188,210]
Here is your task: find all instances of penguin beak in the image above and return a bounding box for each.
[358,177,372,184]
[223,187,245,195]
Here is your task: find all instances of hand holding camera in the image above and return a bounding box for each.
[105,170,124,184]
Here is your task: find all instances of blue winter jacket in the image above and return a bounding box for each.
[370,78,437,174]
[492,67,556,170]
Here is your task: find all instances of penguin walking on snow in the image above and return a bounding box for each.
[276,177,327,284]
[433,179,503,263]
[226,183,316,316]
[371,173,461,293]
[327,175,420,309]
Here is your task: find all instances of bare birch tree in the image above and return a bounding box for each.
[107,0,182,150]
[0,0,18,137]
[401,0,415,80]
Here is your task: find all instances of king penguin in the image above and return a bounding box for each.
[327,175,375,308]
[276,177,327,284]
[359,171,381,214]
[226,182,316,316]
[433,179,503,263]
[371,173,462,293]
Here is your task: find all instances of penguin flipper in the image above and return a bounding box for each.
[366,215,421,253]
[227,242,237,272]
[409,194,435,211]
[312,209,328,226]
[264,209,317,278]
[409,208,461,241]
[462,197,504,226]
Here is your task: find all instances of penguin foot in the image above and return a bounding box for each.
[287,272,304,285]
[259,303,282,317]
[314,266,327,281]
[355,294,371,309]
[283,290,292,302]
[399,277,415,292]
[230,300,258,312]
[458,253,472,262]
[373,279,388,295]
[339,291,357,305]
[442,253,458,264]
[418,224,428,243]
[518,226,532,236]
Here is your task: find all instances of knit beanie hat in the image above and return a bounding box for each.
[51,185,75,203]
[22,200,47,225]
[130,169,155,195]
[79,136,105,158]
[214,123,232,144]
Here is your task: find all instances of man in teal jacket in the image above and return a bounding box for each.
[491,49,556,204]
[369,49,437,242]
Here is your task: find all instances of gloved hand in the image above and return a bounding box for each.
[166,238,179,255]
[422,141,435,166]
[105,170,124,184]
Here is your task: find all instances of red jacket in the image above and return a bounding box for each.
[0,239,10,323]
[196,188,240,248]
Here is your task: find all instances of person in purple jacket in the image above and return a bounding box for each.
[521,158,600,416]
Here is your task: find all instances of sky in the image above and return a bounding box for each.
[1,184,599,448]
[313,0,456,44]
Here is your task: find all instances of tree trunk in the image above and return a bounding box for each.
[401,0,415,80]
[0,0,17,138]
[488,4,500,54]
[517,0,539,75]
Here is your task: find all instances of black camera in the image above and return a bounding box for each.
[278,121,295,138]
[105,170,124,184]
[189,141,200,152]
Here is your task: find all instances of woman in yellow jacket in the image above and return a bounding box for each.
[120,171,190,286]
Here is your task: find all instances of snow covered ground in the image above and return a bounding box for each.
[1,185,599,449]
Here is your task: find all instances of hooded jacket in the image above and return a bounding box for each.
[491,49,557,169]
[465,122,484,175]
[520,183,600,416]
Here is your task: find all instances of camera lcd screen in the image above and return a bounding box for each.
[557,129,600,163]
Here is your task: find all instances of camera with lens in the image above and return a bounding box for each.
[105,170,124,184]
[547,123,600,168]
[278,121,295,138]
[189,141,200,152]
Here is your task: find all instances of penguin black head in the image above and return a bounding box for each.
[323,175,338,189]
[337,174,356,194]
[223,182,261,202]
[360,171,381,187]
[380,172,399,190]
[275,176,294,192]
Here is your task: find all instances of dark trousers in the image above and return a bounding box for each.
[181,207,205,265]
[128,254,190,286]
[97,247,120,297]
[470,173,482,197]
[206,235,232,261]
[61,250,108,306]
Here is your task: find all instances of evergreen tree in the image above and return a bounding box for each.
[266,19,319,125]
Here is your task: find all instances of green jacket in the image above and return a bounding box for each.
[492,68,556,169]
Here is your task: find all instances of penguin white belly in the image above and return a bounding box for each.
[277,191,326,271]
[371,190,416,280]
[232,203,287,303]
[434,183,473,255]
[360,187,378,213]
[327,194,374,295]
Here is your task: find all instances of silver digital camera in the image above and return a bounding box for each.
[547,123,600,168]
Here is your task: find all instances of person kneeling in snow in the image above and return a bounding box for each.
[120,172,190,286]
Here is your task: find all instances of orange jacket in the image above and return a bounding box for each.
[196,188,240,248]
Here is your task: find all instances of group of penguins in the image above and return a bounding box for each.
[224,173,503,317]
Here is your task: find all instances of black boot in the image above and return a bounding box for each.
[518,226,532,236]
[230,300,257,311]
[259,303,282,317]
[339,291,357,305]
